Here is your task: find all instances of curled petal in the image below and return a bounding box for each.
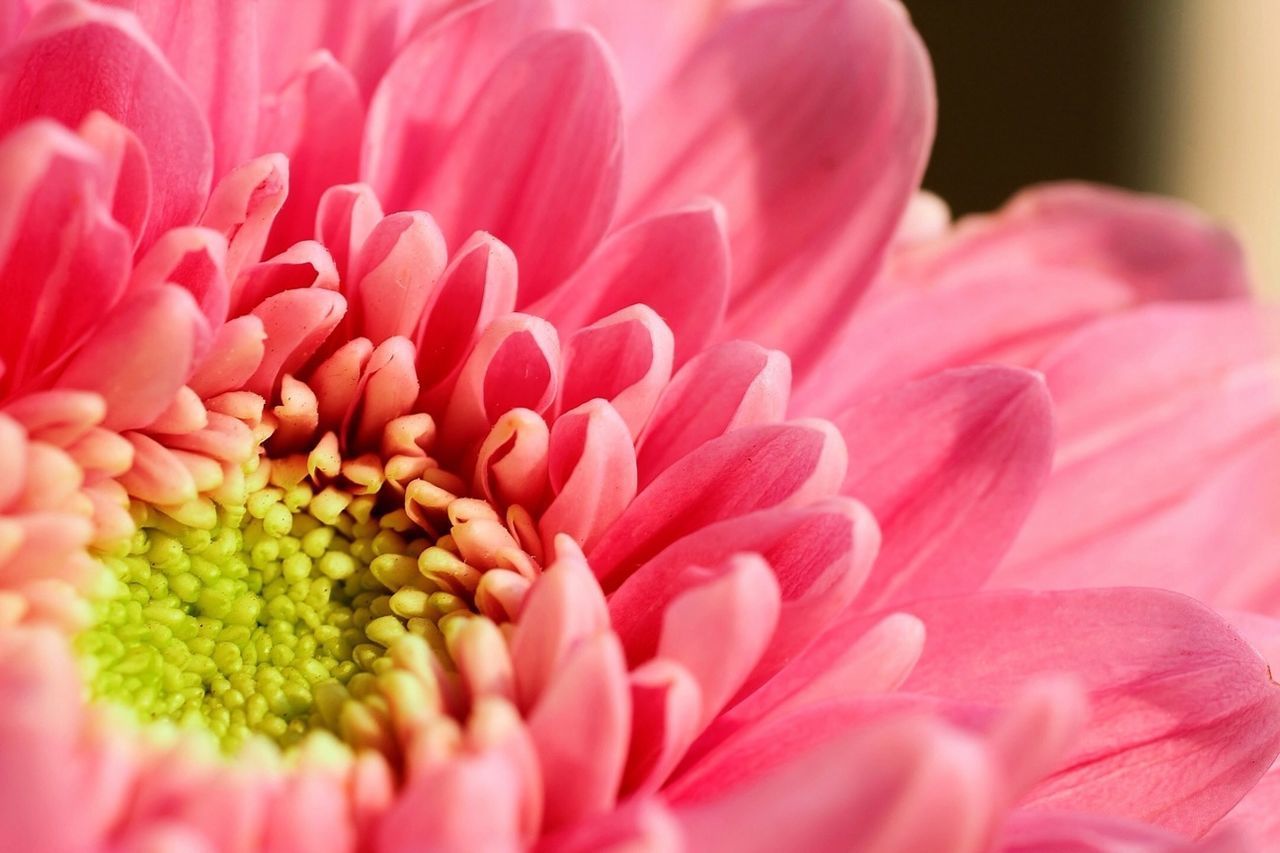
[540,400,637,553]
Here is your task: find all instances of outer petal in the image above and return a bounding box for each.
[999,811,1216,853]
[995,304,1280,598]
[835,366,1055,610]
[675,716,999,853]
[539,400,637,553]
[414,29,623,304]
[346,211,448,345]
[0,0,213,248]
[901,588,1280,837]
[635,341,790,488]
[588,420,847,589]
[622,0,934,372]
[535,201,730,367]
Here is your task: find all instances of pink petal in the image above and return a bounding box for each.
[0,414,26,508]
[117,431,196,504]
[363,0,556,212]
[414,232,518,398]
[106,0,260,181]
[56,284,209,431]
[348,336,419,451]
[346,211,448,345]
[310,338,374,437]
[230,240,340,316]
[0,121,131,397]
[439,313,560,455]
[528,631,631,831]
[200,153,288,283]
[609,498,878,693]
[188,316,265,399]
[675,715,998,853]
[414,28,623,304]
[246,287,347,397]
[535,201,730,367]
[998,811,1213,853]
[621,659,703,797]
[589,420,847,589]
[259,52,362,255]
[558,305,674,440]
[901,588,1280,837]
[635,341,790,488]
[539,400,637,553]
[537,798,682,853]
[996,304,1280,597]
[622,0,933,373]
[0,1,213,249]
[892,182,1250,303]
[76,110,151,249]
[473,408,550,514]
[129,226,230,328]
[834,366,1054,610]
[509,538,609,711]
[377,750,524,852]
[314,182,383,282]
[657,554,779,729]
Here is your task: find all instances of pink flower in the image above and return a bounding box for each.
[0,1,1276,851]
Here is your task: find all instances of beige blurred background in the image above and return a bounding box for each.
[905,1,1280,292]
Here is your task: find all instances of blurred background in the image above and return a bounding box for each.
[904,1,1280,290]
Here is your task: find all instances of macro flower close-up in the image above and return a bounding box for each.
[2,0,1280,851]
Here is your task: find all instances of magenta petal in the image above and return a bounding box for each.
[622,659,703,797]
[558,306,674,440]
[363,0,556,212]
[230,240,340,317]
[129,226,230,328]
[260,52,362,255]
[902,588,1280,837]
[0,1,213,249]
[589,420,847,589]
[528,631,631,832]
[314,182,383,282]
[540,400,637,553]
[536,201,731,367]
[347,211,448,345]
[675,716,998,853]
[623,0,933,372]
[56,284,208,431]
[636,341,790,488]
[416,28,623,304]
[835,366,1054,610]
[537,798,682,853]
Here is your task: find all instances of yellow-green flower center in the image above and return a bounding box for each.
[77,474,473,753]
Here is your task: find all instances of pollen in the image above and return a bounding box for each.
[77,470,467,753]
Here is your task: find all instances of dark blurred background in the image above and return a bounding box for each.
[901,1,1279,288]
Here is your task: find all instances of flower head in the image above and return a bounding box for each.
[1,1,1279,851]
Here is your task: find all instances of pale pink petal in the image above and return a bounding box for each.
[528,631,630,831]
[188,316,265,399]
[473,408,550,513]
[0,413,26,508]
[834,366,1054,610]
[590,420,847,589]
[129,226,230,328]
[0,121,131,396]
[347,211,448,344]
[415,28,623,304]
[0,512,94,587]
[675,716,998,853]
[246,287,347,397]
[105,0,260,180]
[509,538,609,710]
[996,304,1280,597]
[622,0,933,373]
[609,498,878,695]
[558,305,674,440]
[378,750,523,852]
[658,554,779,729]
[0,1,213,248]
[635,341,790,488]
[259,52,362,255]
[539,400,636,553]
[117,431,197,504]
[230,240,340,316]
[56,284,209,431]
[310,338,374,437]
[1207,759,1280,851]
[535,201,730,367]
[414,232,518,399]
[439,313,560,455]
[999,811,1217,853]
[363,0,556,212]
[621,659,703,797]
[902,588,1280,837]
[200,153,288,283]
[261,762,354,853]
[315,182,383,282]
[145,385,207,435]
[348,336,420,451]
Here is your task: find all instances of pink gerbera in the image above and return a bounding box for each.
[2,1,1279,851]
